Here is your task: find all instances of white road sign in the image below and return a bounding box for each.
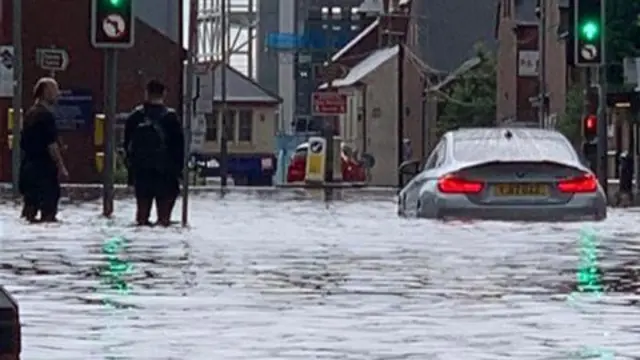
[193,63,213,113]
[190,114,206,151]
[0,46,13,97]
[102,14,126,39]
[36,48,69,71]
[580,44,598,61]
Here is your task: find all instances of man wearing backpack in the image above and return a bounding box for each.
[123,80,184,226]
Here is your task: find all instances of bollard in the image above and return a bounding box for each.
[0,286,20,360]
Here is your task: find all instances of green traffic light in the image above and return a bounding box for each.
[580,21,599,41]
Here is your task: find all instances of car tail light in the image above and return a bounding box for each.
[557,173,597,193]
[290,154,305,168]
[437,174,483,194]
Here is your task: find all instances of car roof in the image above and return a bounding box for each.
[446,127,578,163]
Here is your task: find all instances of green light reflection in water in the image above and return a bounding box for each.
[567,227,613,360]
[101,236,133,304]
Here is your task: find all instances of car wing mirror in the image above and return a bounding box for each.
[398,160,420,187]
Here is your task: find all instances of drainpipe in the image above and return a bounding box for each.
[397,44,405,187]
[361,83,368,154]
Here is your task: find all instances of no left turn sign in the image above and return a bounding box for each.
[102,14,126,39]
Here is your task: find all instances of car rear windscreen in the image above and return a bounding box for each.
[453,137,577,163]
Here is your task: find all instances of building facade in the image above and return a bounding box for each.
[0,0,183,182]
[257,0,365,134]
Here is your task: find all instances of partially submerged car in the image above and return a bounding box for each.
[397,127,607,221]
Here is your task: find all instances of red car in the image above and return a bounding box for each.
[287,142,366,183]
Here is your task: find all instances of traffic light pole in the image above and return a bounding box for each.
[219,0,229,192]
[593,66,608,197]
[102,49,117,217]
[537,0,547,128]
[11,0,22,198]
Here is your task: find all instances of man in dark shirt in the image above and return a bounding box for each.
[123,80,184,227]
[19,77,69,222]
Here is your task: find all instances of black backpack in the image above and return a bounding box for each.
[128,110,169,174]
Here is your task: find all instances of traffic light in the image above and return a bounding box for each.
[574,0,604,66]
[91,0,135,49]
[583,114,597,141]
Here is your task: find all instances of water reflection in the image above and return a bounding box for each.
[0,199,639,359]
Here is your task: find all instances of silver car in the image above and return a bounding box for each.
[397,128,607,221]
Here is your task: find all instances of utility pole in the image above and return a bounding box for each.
[219,0,229,191]
[537,0,547,128]
[182,0,198,227]
[103,50,117,217]
[11,0,22,197]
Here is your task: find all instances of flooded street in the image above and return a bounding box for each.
[1,192,640,359]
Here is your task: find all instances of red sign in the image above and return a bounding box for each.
[312,92,347,115]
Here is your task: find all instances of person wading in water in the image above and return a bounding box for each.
[19,77,69,222]
[124,80,184,226]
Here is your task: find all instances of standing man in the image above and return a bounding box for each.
[19,77,68,222]
[124,80,184,227]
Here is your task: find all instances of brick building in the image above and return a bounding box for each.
[0,0,184,182]
[495,0,571,124]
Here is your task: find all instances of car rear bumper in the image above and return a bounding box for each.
[434,194,606,221]
[438,206,602,221]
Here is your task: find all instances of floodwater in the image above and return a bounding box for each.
[1,192,640,359]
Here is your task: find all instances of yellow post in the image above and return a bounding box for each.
[7,108,23,149]
[94,114,105,146]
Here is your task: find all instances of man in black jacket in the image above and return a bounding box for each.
[124,80,184,226]
[19,77,69,222]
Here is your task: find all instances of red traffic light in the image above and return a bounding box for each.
[585,114,596,130]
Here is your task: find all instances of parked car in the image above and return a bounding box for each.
[286,142,366,183]
[397,127,607,221]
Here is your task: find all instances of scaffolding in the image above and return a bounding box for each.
[195,0,257,77]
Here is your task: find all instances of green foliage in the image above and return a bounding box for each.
[606,0,640,83]
[437,44,496,137]
[556,84,584,145]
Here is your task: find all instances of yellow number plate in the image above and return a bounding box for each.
[494,183,549,196]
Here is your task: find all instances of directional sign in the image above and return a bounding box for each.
[312,91,347,116]
[580,44,598,61]
[102,14,126,39]
[36,48,69,71]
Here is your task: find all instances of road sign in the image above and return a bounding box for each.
[192,63,213,113]
[580,44,598,61]
[102,14,126,39]
[190,114,206,151]
[305,136,326,182]
[312,92,347,115]
[36,48,69,71]
[53,89,94,130]
[0,46,13,97]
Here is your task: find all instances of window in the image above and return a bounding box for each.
[205,111,218,141]
[452,137,576,162]
[421,141,445,170]
[222,109,236,141]
[238,110,253,142]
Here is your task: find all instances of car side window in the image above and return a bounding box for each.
[434,142,447,167]
[421,142,443,170]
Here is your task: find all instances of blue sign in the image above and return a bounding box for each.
[54,89,94,130]
[266,32,303,50]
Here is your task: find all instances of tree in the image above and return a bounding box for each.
[605,0,640,83]
[436,44,496,136]
[556,84,584,145]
